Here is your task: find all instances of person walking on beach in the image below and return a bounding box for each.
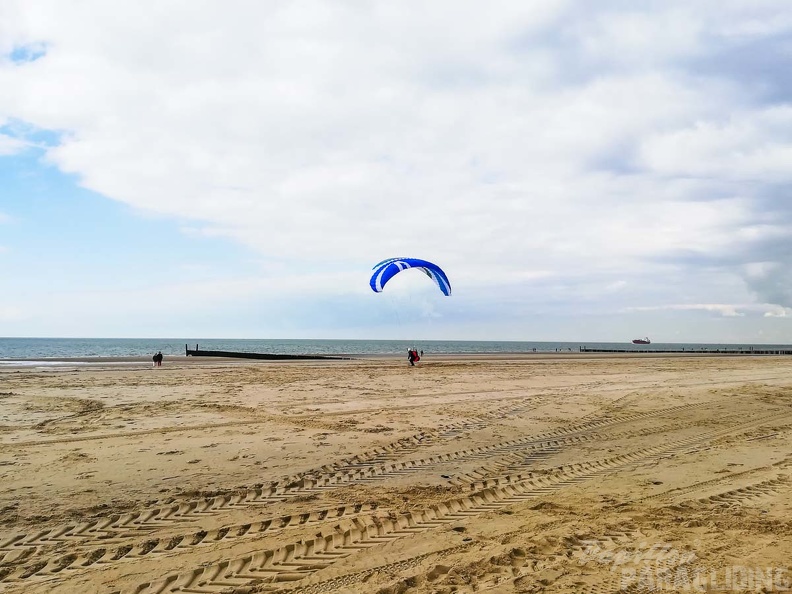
[408,349,416,366]
[153,351,163,367]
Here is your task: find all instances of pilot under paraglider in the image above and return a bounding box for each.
[370,258,448,369]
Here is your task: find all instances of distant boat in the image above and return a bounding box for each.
[632,337,651,345]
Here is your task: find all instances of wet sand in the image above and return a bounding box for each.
[1,354,791,593]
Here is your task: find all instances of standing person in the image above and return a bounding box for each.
[152,353,157,367]
[420,350,423,358]
[156,351,163,367]
[408,349,415,366]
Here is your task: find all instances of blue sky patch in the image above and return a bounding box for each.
[9,43,47,64]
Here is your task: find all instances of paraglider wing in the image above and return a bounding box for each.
[370,257,451,296]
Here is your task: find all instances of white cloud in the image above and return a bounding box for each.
[626,303,790,318]
[1,1,792,338]
[764,306,792,318]
[0,133,27,155]
[639,107,792,182]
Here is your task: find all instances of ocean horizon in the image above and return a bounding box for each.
[2,337,791,360]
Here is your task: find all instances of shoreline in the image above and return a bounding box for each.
[2,350,791,370]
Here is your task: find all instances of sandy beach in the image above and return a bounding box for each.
[1,353,791,593]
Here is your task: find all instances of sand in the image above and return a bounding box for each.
[0,353,791,593]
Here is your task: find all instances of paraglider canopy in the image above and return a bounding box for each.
[370,257,451,296]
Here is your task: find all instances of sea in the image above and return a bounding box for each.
[1,337,790,361]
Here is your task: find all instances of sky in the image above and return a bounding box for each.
[1,0,792,343]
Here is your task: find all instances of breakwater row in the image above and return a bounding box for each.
[579,347,792,355]
[185,344,351,360]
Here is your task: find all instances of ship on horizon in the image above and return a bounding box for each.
[632,337,651,345]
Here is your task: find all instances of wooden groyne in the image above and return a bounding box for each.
[185,344,352,360]
[579,347,792,355]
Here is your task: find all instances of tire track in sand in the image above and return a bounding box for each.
[0,401,709,572]
[107,412,789,594]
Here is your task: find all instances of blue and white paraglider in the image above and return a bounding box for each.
[369,257,451,296]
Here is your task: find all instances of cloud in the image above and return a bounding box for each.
[639,107,792,183]
[631,303,755,317]
[1,1,792,338]
[626,302,788,318]
[740,256,792,308]
[0,133,27,155]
